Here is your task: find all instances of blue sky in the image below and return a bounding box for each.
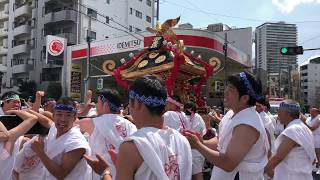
[159,0,320,65]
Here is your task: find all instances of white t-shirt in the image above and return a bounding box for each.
[213,107,269,180]
[273,119,315,180]
[44,125,92,180]
[259,111,275,147]
[306,115,320,135]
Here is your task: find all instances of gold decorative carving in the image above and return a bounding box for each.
[102,60,116,75]
[155,55,166,64]
[138,60,149,68]
[209,57,222,71]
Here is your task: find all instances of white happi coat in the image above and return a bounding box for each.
[90,114,137,180]
[14,136,45,180]
[126,127,192,180]
[163,111,186,131]
[273,119,316,180]
[212,107,269,180]
[0,136,23,180]
[44,125,92,180]
[164,111,206,174]
[259,111,275,147]
[306,115,320,148]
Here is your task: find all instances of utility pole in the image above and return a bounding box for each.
[156,0,160,21]
[288,65,292,99]
[84,16,91,99]
[223,32,228,114]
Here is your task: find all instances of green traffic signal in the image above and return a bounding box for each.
[280,46,304,55]
[281,47,288,54]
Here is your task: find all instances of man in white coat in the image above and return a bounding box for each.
[78,89,137,179]
[264,100,316,180]
[164,97,206,180]
[86,75,192,180]
[305,107,320,173]
[0,110,38,180]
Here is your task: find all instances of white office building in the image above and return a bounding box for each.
[300,56,320,107]
[0,0,156,93]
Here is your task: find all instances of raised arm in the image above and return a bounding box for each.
[0,122,9,142]
[32,91,44,112]
[3,110,38,154]
[26,109,54,128]
[6,110,38,141]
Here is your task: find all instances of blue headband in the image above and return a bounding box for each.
[99,94,121,112]
[129,90,167,107]
[43,100,56,107]
[280,102,300,112]
[54,104,78,113]
[239,72,261,100]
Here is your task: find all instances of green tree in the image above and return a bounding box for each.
[47,82,62,100]
[18,80,37,101]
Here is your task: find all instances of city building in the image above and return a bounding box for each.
[255,22,298,96]
[0,0,156,93]
[0,0,9,92]
[300,56,320,107]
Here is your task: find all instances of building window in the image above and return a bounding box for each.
[138,0,142,2]
[106,16,109,24]
[135,10,142,19]
[146,15,151,23]
[87,8,97,18]
[146,0,151,6]
[129,25,132,32]
[130,8,133,15]
[106,0,110,4]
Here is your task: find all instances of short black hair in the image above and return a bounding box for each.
[184,101,197,116]
[43,98,56,104]
[129,75,167,116]
[256,96,267,106]
[98,88,122,113]
[227,71,262,106]
[172,95,182,104]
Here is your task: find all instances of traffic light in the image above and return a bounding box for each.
[280,46,304,55]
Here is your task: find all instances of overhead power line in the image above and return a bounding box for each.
[55,0,144,41]
[163,1,320,24]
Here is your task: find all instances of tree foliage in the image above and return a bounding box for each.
[17,80,37,101]
[47,82,62,101]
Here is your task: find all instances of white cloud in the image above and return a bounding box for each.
[272,0,320,13]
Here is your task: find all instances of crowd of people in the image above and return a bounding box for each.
[0,72,319,180]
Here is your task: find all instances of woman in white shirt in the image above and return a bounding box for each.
[183,71,268,180]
